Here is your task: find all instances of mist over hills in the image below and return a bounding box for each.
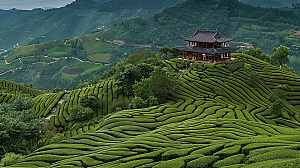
[0,0,185,49]
[0,0,299,50]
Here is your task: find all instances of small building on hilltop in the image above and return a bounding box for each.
[176,29,239,63]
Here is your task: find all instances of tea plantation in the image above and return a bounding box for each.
[12,53,300,167]
[0,79,44,104]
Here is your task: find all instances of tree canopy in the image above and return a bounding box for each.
[272,45,289,66]
[0,97,44,155]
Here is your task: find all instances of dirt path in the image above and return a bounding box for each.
[46,93,69,120]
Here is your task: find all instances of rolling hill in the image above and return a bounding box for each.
[0,0,185,50]
[11,53,300,167]
[98,0,300,55]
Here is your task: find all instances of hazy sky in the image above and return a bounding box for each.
[0,0,75,10]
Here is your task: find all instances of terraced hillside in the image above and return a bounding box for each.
[31,92,65,118]
[0,93,16,104]
[15,54,300,167]
[47,81,132,131]
[0,78,43,96]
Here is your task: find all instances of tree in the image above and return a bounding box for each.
[52,86,62,93]
[271,45,289,67]
[243,46,262,58]
[270,99,283,117]
[127,48,157,65]
[79,93,101,111]
[11,96,32,111]
[0,97,44,155]
[115,64,140,95]
[149,67,180,103]
[136,63,154,79]
[69,105,94,122]
[133,78,153,100]
[71,38,85,58]
[159,46,182,60]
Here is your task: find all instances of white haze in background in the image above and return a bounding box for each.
[0,0,75,10]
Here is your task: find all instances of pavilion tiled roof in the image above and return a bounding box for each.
[180,30,235,43]
[175,46,239,55]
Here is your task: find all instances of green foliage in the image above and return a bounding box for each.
[0,152,24,167]
[133,78,153,100]
[13,54,300,168]
[71,38,85,59]
[0,97,44,155]
[69,105,94,122]
[269,85,289,102]
[10,96,32,111]
[244,63,261,88]
[243,47,262,59]
[115,64,140,95]
[213,154,244,168]
[270,99,284,117]
[80,93,102,111]
[225,62,245,72]
[159,46,182,60]
[271,45,289,66]
[149,66,180,103]
[52,87,62,93]
[110,99,131,112]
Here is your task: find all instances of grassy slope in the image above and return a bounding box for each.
[14,54,300,167]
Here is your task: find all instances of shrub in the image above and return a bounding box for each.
[1,152,24,167]
[213,154,245,168]
[80,93,102,111]
[213,145,241,157]
[187,155,219,168]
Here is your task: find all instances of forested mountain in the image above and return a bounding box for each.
[98,0,300,54]
[239,0,299,7]
[97,0,184,12]
[0,0,183,49]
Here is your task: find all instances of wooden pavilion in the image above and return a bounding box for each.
[176,29,239,63]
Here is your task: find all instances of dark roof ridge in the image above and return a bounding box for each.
[180,29,234,43]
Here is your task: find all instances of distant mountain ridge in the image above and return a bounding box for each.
[0,0,184,49]
[97,0,185,12]
[98,0,300,53]
[239,0,299,7]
